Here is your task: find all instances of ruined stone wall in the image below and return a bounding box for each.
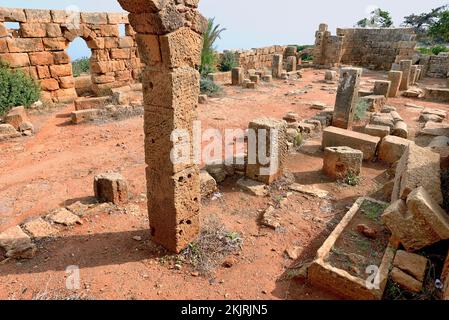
[227,46,287,71]
[417,53,449,78]
[0,7,142,103]
[314,24,416,70]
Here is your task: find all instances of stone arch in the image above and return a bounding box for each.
[0,7,142,103]
[117,0,207,253]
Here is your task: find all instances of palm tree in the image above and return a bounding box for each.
[201,18,226,76]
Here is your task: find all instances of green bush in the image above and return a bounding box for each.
[201,18,225,77]
[417,45,449,55]
[0,61,40,115]
[200,77,222,97]
[72,57,90,77]
[219,51,237,72]
[354,99,369,121]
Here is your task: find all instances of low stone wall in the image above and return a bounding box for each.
[416,53,449,78]
[0,7,142,103]
[222,45,287,72]
[313,23,416,70]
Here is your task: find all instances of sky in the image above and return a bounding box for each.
[2,0,448,59]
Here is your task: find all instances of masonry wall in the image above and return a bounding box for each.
[0,7,142,103]
[416,53,449,78]
[314,24,416,70]
[223,45,287,71]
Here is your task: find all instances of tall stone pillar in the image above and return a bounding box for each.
[388,70,402,98]
[332,67,363,129]
[272,54,283,78]
[118,0,206,253]
[399,60,412,91]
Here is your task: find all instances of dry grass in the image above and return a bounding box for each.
[181,215,243,275]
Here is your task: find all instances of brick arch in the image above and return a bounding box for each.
[117,0,207,253]
[0,7,142,103]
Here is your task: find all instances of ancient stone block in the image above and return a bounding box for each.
[94,172,129,205]
[159,27,202,69]
[35,65,51,78]
[392,143,443,204]
[50,64,72,77]
[232,67,243,85]
[7,38,44,53]
[53,51,70,64]
[24,9,51,23]
[392,121,408,139]
[378,135,411,164]
[399,60,412,91]
[323,146,363,180]
[0,8,26,22]
[383,187,449,251]
[286,56,297,72]
[322,126,380,161]
[332,67,362,129]
[81,13,108,25]
[40,78,60,91]
[135,34,162,66]
[393,250,428,282]
[20,23,47,38]
[128,4,184,35]
[0,226,36,259]
[325,70,337,81]
[111,48,131,60]
[47,208,81,226]
[22,218,58,239]
[246,118,288,184]
[29,51,54,66]
[200,170,217,197]
[364,124,390,139]
[373,80,391,98]
[74,96,112,111]
[107,13,129,24]
[71,109,100,124]
[4,106,31,131]
[0,53,30,68]
[388,70,402,97]
[360,95,386,112]
[391,267,423,293]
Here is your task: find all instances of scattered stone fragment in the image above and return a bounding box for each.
[360,95,386,112]
[47,208,81,226]
[4,106,31,130]
[283,112,299,123]
[200,170,218,198]
[378,135,412,164]
[393,250,428,282]
[285,246,301,260]
[0,226,36,259]
[66,201,89,217]
[289,183,329,199]
[391,267,423,293]
[261,206,280,229]
[373,80,391,98]
[236,178,268,197]
[364,124,390,139]
[22,217,58,239]
[323,146,362,180]
[392,121,408,139]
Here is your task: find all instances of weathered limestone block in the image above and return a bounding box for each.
[388,70,402,97]
[393,250,428,282]
[0,8,26,22]
[246,118,288,185]
[391,267,423,293]
[332,67,362,129]
[4,106,31,131]
[0,124,20,140]
[392,121,408,139]
[24,9,51,23]
[250,74,260,84]
[0,226,36,259]
[40,78,60,91]
[322,126,380,161]
[370,113,394,129]
[47,208,81,226]
[272,54,283,79]
[94,173,129,205]
[46,23,62,38]
[0,53,30,68]
[382,187,449,251]
[22,217,58,239]
[49,64,72,77]
[7,38,44,53]
[232,67,243,85]
[399,60,412,91]
[410,65,419,85]
[325,70,337,81]
[286,56,297,72]
[71,109,100,124]
[81,12,108,25]
[323,146,363,180]
[392,143,443,204]
[127,4,185,35]
[373,80,391,98]
[29,51,54,66]
[160,27,202,68]
[74,96,112,111]
[364,124,390,139]
[20,23,47,38]
[360,95,386,112]
[200,170,217,197]
[378,135,412,164]
[53,51,70,64]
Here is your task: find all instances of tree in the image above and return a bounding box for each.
[403,5,448,42]
[356,8,393,28]
[200,18,226,77]
[429,10,449,43]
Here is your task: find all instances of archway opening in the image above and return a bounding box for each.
[67,37,93,97]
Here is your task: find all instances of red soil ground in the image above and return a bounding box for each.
[0,68,448,300]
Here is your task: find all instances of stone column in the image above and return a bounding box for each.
[272,54,283,78]
[388,70,403,98]
[399,60,412,91]
[246,118,287,185]
[410,65,419,85]
[118,0,206,253]
[232,67,243,85]
[286,56,297,72]
[332,67,363,129]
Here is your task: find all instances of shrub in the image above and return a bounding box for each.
[200,77,222,97]
[416,45,449,55]
[219,51,237,72]
[72,57,90,77]
[354,99,369,121]
[0,61,40,115]
[343,171,361,186]
[200,18,225,77]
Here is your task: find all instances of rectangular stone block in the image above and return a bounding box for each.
[50,64,72,77]
[20,23,46,38]
[71,109,100,124]
[24,9,51,23]
[322,126,380,161]
[246,118,288,184]
[332,67,363,129]
[382,187,449,251]
[399,60,412,91]
[81,13,108,25]
[364,124,390,139]
[388,70,402,97]
[323,146,363,180]
[360,95,386,112]
[94,173,128,205]
[373,80,391,98]
[107,13,129,24]
[159,27,202,69]
[43,38,67,51]
[392,143,443,204]
[232,67,243,85]
[378,135,412,164]
[0,8,26,22]
[29,51,54,66]
[7,38,44,53]
[0,53,30,68]
[272,54,283,79]
[74,96,112,111]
